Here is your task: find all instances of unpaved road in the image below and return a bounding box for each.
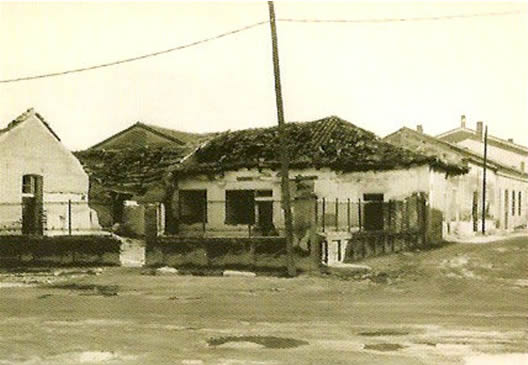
[0,236,527,364]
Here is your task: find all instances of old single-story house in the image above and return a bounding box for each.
[384,117,528,236]
[0,108,101,235]
[168,116,468,242]
[76,121,214,234]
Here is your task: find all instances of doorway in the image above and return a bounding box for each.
[363,193,384,231]
[504,189,509,230]
[257,201,274,235]
[21,174,43,235]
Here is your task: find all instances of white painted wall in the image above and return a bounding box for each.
[0,114,100,234]
[458,139,528,172]
[176,165,437,236]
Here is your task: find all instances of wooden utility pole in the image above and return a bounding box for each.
[482,125,488,234]
[267,1,296,277]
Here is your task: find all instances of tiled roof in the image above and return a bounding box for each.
[75,146,191,195]
[89,121,213,150]
[140,123,212,145]
[177,116,468,175]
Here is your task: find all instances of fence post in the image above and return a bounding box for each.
[388,200,394,252]
[314,199,318,227]
[358,199,362,231]
[202,199,206,234]
[347,198,351,232]
[335,198,339,231]
[422,194,428,246]
[322,198,326,233]
[388,200,392,233]
[68,200,72,236]
[249,240,256,268]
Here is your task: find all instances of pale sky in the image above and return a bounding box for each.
[1,1,527,150]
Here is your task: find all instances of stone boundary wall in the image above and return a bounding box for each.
[0,235,121,266]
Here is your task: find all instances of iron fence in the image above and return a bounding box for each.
[0,200,111,235]
[167,194,428,238]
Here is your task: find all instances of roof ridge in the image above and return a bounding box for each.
[0,108,60,141]
[388,127,527,178]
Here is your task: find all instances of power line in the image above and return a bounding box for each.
[0,20,268,84]
[278,9,527,24]
[0,9,526,84]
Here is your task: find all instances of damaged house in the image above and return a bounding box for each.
[0,108,100,235]
[167,116,468,246]
[384,117,528,236]
[75,121,213,235]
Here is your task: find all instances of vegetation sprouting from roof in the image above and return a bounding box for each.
[178,116,468,176]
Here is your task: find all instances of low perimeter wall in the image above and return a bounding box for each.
[344,231,424,262]
[146,236,319,273]
[0,235,121,266]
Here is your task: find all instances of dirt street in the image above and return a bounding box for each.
[1,236,527,364]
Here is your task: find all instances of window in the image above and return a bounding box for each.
[519,191,522,216]
[22,175,37,195]
[512,190,516,216]
[179,190,207,224]
[521,162,525,172]
[225,190,255,225]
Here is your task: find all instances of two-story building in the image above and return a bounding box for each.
[384,116,528,236]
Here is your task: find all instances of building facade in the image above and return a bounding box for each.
[0,109,100,235]
[437,115,528,173]
[384,121,528,236]
[169,116,467,243]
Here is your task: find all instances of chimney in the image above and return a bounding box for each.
[416,124,423,134]
[508,138,514,143]
[461,115,466,128]
[476,121,483,140]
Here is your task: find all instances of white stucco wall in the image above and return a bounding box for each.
[0,114,100,234]
[457,139,528,173]
[442,160,528,236]
[175,165,438,236]
[495,173,528,231]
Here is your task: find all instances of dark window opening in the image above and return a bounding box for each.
[363,193,384,231]
[22,175,37,195]
[225,190,255,225]
[179,190,207,224]
[519,191,522,216]
[512,190,516,216]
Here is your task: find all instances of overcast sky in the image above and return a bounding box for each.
[1,1,527,150]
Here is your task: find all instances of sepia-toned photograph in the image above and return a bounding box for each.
[0,1,527,364]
